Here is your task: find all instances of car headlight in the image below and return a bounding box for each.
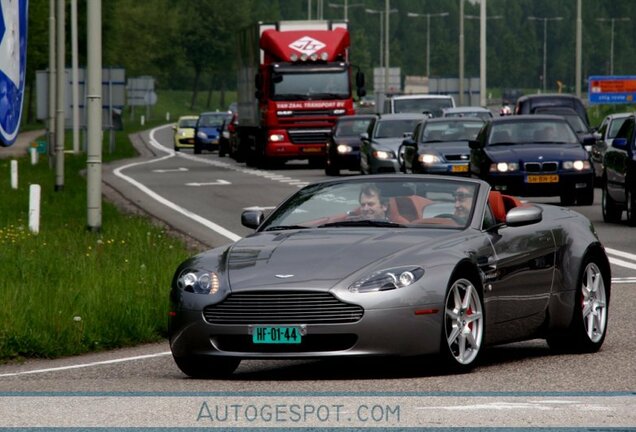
[197,131,208,139]
[563,160,591,170]
[337,144,353,154]
[177,268,220,295]
[418,154,443,164]
[269,134,285,142]
[489,162,519,173]
[372,150,396,160]
[349,266,425,293]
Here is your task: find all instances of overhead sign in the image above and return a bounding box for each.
[588,75,636,104]
[0,0,28,146]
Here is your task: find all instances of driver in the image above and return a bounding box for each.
[359,184,388,220]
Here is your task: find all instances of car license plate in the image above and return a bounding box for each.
[526,174,559,183]
[451,164,469,173]
[252,326,302,344]
[301,147,322,153]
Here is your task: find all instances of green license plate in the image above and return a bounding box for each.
[252,326,302,344]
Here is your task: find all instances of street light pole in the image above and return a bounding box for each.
[463,10,501,106]
[596,17,630,75]
[528,16,563,92]
[366,6,398,95]
[328,1,364,20]
[407,11,449,78]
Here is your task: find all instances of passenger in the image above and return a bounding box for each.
[359,184,388,220]
[453,185,474,223]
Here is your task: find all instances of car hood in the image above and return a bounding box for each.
[333,136,363,147]
[420,141,470,155]
[199,127,220,137]
[223,229,445,290]
[371,138,404,151]
[485,143,587,161]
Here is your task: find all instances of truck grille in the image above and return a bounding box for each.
[524,161,558,172]
[288,129,331,145]
[203,291,364,324]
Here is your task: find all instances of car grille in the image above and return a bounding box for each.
[203,291,364,324]
[213,334,358,353]
[524,161,558,172]
[444,153,469,162]
[287,129,331,144]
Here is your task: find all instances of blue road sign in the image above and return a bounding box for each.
[588,75,636,105]
[0,0,28,146]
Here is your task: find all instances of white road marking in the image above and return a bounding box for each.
[185,179,231,187]
[152,167,188,173]
[0,352,171,378]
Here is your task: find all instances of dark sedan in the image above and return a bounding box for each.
[469,115,595,206]
[400,117,485,175]
[602,113,636,225]
[325,114,376,176]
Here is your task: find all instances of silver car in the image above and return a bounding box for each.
[360,113,427,174]
[169,175,611,378]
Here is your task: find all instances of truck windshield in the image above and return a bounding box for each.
[271,70,350,101]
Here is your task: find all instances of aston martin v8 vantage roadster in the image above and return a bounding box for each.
[168,175,611,378]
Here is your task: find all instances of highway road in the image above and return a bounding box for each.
[1,124,635,429]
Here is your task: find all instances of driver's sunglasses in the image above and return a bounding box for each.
[453,192,473,201]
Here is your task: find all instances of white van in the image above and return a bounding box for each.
[384,94,456,117]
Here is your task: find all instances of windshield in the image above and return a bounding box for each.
[271,69,350,101]
[488,120,579,145]
[609,117,629,139]
[259,178,479,231]
[374,119,420,139]
[198,114,229,128]
[394,98,454,116]
[334,118,373,137]
[179,118,198,128]
[421,120,484,143]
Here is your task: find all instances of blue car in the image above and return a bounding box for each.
[469,115,595,206]
[194,111,232,154]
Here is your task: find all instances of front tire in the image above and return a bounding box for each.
[547,258,609,353]
[440,275,484,373]
[602,179,622,223]
[576,184,594,206]
[173,355,240,379]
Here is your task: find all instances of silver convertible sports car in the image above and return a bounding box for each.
[169,175,611,378]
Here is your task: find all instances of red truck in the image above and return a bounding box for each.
[236,20,365,167]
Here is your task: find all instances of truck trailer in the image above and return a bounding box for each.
[236,20,365,167]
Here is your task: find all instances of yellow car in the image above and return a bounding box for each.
[172,115,199,151]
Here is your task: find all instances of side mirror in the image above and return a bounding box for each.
[401,138,417,148]
[172,125,177,131]
[356,71,365,88]
[506,205,542,227]
[241,210,265,229]
[357,87,367,98]
[612,137,629,151]
[360,132,369,141]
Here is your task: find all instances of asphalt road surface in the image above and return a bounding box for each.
[2,124,635,429]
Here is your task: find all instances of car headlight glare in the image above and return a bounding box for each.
[269,134,285,142]
[373,150,396,160]
[490,162,518,172]
[349,266,425,293]
[337,144,353,154]
[177,269,220,295]
[563,160,590,170]
[197,131,207,139]
[418,154,442,164]
[333,109,346,115]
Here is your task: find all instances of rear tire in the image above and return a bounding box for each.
[576,184,594,206]
[439,275,484,373]
[627,189,636,226]
[173,355,240,379]
[547,257,609,353]
[325,159,340,176]
[602,179,622,223]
